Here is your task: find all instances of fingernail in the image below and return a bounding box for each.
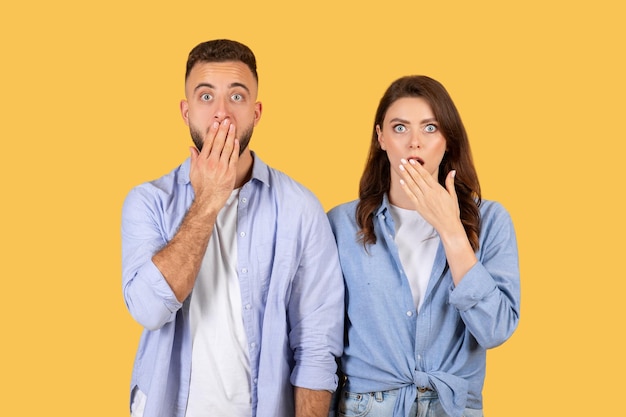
[400,158,408,164]
[399,164,405,171]
[409,159,416,165]
[213,121,219,128]
[451,170,456,178]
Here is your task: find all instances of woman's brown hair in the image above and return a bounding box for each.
[356,75,482,250]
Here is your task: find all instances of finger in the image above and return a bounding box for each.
[445,170,458,201]
[400,159,426,190]
[219,123,236,162]
[208,119,232,160]
[190,146,199,164]
[228,139,241,170]
[407,158,436,187]
[199,121,220,159]
[399,164,424,199]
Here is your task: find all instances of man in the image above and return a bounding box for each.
[121,39,344,417]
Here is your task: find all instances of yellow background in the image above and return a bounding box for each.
[1,0,624,415]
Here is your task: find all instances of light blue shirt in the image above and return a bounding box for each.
[327,196,520,417]
[121,153,344,417]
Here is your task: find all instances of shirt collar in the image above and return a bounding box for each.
[178,150,271,188]
[375,193,392,217]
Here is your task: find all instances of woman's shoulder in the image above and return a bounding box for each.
[478,199,516,239]
[327,199,359,219]
[479,199,512,219]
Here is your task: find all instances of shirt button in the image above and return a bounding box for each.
[253,378,258,384]
[241,197,247,203]
[250,342,256,348]
[406,311,414,317]
[241,268,248,274]
[239,231,246,237]
[245,304,251,310]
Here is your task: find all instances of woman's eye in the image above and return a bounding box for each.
[393,124,407,133]
[201,93,212,101]
[424,123,437,133]
[232,93,243,102]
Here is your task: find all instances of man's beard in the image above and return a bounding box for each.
[190,122,253,156]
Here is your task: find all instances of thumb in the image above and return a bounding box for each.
[190,146,199,162]
[446,170,457,197]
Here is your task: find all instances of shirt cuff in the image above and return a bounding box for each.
[448,262,497,311]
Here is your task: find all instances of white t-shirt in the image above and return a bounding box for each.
[186,189,252,417]
[388,204,440,312]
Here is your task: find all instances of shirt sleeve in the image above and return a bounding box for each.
[121,186,183,330]
[288,199,345,392]
[448,202,520,348]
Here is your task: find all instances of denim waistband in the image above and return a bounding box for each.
[366,387,437,401]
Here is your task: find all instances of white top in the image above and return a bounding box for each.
[388,204,440,312]
[186,189,252,417]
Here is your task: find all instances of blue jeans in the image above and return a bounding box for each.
[337,388,483,417]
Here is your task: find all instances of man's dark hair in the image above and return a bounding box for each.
[185,39,258,82]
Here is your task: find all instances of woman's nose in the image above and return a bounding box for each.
[409,133,421,149]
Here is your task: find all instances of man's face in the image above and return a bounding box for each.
[181,61,262,154]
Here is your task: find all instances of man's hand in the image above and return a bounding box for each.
[152,118,240,302]
[189,118,240,214]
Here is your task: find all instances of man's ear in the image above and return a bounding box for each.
[253,101,263,126]
[180,100,189,126]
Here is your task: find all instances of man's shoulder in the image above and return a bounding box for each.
[130,160,189,194]
[123,160,191,211]
[263,164,319,202]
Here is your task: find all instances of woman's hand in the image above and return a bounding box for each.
[398,158,459,234]
[398,158,477,284]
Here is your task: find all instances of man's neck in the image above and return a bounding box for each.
[235,149,254,188]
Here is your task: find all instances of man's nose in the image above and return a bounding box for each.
[213,97,231,122]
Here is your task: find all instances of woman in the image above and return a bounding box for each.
[327,75,520,417]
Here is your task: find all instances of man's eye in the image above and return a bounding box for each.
[393,124,407,133]
[201,93,212,101]
[424,124,437,133]
[232,93,243,102]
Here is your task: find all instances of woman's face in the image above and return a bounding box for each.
[376,96,447,181]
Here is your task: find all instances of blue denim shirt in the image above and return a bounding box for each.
[121,153,344,417]
[327,196,520,417]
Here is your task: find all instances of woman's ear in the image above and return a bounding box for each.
[376,125,385,150]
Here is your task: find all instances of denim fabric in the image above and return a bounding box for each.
[327,197,520,417]
[337,388,483,417]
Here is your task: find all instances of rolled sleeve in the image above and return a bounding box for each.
[122,186,184,330]
[449,201,520,348]
[449,262,498,311]
[288,203,345,392]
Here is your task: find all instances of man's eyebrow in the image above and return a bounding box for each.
[193,82,250,94]
[193,83,215,92]
[229,82,250,94]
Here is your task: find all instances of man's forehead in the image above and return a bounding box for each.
[188,61,255,83]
